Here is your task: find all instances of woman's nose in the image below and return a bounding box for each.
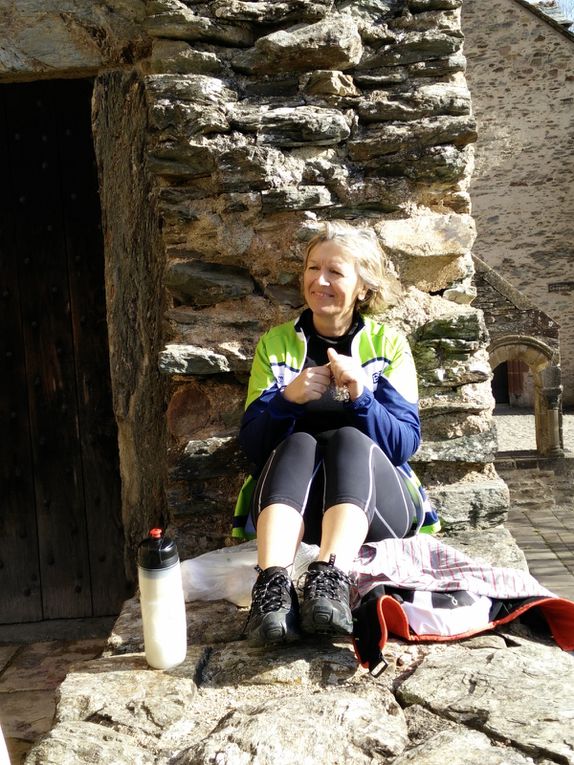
[318,271,330,285]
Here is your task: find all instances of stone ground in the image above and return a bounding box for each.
[0,409,573,764]
[495,405,574,600]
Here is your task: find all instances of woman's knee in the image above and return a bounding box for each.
[276,431,318,460]
[327,426,372,453]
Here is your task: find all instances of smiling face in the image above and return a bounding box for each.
[303,239,366,336]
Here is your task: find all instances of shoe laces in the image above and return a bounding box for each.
[250,566,292,614]
[303,557,350,601]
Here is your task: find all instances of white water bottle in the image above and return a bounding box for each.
[137,528,187,669]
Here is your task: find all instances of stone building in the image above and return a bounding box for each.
[462,0,574,407]
[473,255,564,455]
[1,0,510,620]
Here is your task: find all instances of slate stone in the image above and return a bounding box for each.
[56,653,201,741]
[417,308,488,343]
[211,0,332,24]
[147,141,215,179]
[145,73,237,106]
[228,104,351,146]
[360,31,462,68]
[145,1,254,46]
[365,144,469,183]
[393,728,539,765]
[174,436,245,480]
[397,641,574,764]
[164,260,255,305]
[348,115,477,160]
[303,70,359,97]
[377,211,476,258]
[231,17,363,74]
[444,526,529,570]
[408,0,462,9]
[148,40,224,74]
[428,478,510,530]
[23,721,153,765]
[214,145,303,192]
[159,344,231,375]
[177,689,409,764]
[261,185,333,212]
[414,427,498,463]
[357,83,471,122]
[201,640,360,688]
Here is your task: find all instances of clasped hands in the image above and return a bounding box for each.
[282,348,366,405]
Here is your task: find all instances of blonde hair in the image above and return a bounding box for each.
[304,222,399,313]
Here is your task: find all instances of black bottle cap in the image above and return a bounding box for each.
[137,528,179,570]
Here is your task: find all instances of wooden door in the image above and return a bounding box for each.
[0,79,128,623]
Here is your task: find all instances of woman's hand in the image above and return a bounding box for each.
[327,348,367,401]
[282,364,331,404]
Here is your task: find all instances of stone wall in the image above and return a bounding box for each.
[0,0,510,565]
[462,0,574,405]
[135,0,509,555]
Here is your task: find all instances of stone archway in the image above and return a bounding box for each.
[489,335,563,456]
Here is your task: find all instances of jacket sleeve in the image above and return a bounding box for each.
[344,332,421,465]
[239,335,304,468]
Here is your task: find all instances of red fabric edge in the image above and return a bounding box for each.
[492,597,574,651]
[381,596,574,651]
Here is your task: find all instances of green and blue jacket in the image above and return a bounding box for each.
[232,312,440,539]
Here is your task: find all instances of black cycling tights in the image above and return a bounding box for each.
[251,427,416,545]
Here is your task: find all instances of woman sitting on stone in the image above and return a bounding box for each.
[232,222,437,646]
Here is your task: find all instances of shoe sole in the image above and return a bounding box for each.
[247,613,300,647]
[301,601,353,636]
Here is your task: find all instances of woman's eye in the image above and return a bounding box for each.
[307,265,319,271]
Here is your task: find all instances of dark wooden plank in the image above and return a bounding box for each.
[0,86,43,623]
[9,82,92,619]
[52,80,129,615]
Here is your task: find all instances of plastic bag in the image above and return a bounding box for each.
[181,541,319,607]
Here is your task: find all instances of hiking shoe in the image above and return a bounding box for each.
[301,555,353,636]
[245,566,300,647]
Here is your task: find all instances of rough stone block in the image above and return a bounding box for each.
[428,478,509,530]
[165,260,255,305]
[179,689,409,764]
[302,70,359,96]
[392,727,539,765]
[232,17,363,73]
[365,145,469,184]
[166,380,245,441]
[23,721,153,765]
[360,30,462,68]
[145,73,237,106]
[211,0,332,24]
[147,40,224,74]
[397,640,574,764]
[56,652,200,734]
[145,1,254,46]
[159,344,231,375]
[357,82,471,123]
[261,185,333,212]
[380,211,476,258]
[174,437,245,480]
[228,104,351,146]
[348,115,477,160]
[444,526,528,570]
[413,427,498,463]
[147,140,215,179]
